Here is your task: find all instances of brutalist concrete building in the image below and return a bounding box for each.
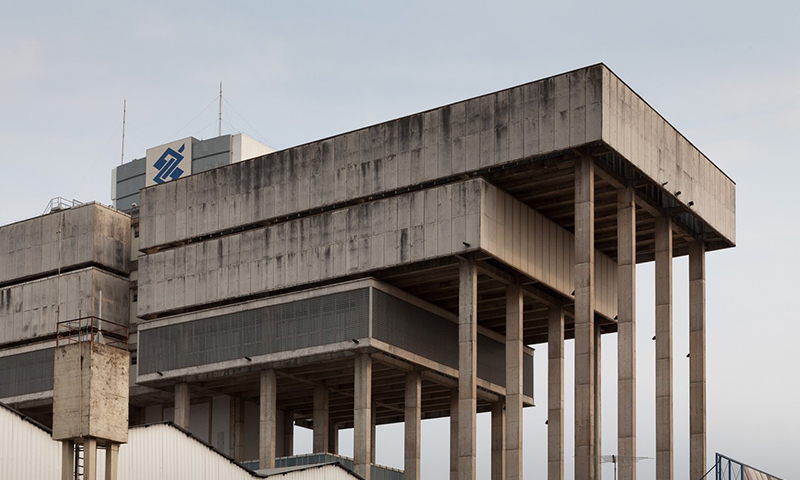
[0,64,735,480]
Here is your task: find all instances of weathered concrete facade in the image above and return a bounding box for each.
[0,64,734,479]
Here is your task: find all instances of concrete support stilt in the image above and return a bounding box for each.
[505,284,523,480]
[83,437,97,480]
[174,382,190,430]
[354,353,372,480]
[574,156,597,479]
[259,369,277,470]
[689,241,706,480]
[371,400,377,463]
[491,402,506,480]
[617,187,637,480]
[231,397,246,460]
[328,421,339,455]
[548,306,565,480]
[450,389,458,480]
[105,443,119,480]
[405,370,422,480]
[655,215,673,480]
[458,257,478,480]
[61,440,75,480]
[284,409,294,457]
[313,385,329,453]
[595,319,602,469]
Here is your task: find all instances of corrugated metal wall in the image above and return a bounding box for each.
[0,404,60,480]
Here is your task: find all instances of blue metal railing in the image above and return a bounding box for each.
[699,453,784,480]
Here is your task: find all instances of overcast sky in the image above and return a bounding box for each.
[2,1,798,478]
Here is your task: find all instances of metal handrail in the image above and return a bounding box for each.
[56,316,129,350]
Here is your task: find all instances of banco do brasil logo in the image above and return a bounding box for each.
[152,143,186,184]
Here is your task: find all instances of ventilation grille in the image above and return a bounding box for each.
[139,289,369,374]
[0,348,54,399]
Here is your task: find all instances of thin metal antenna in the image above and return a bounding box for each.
[218,83,223,137]
[120,99,127,165]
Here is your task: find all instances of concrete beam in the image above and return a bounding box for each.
[548,307,564,480]
[313,385,329,453]
[405,370,422,480]
[174,383,190,430]
[505,284,523,480]
[354,353,372,479]
[458,257,478,480]
[617,187,637,480]
[655,216,673,480]
[259,369,277,470]
[574,156,597,479]
[491,402,506,480]
[689,241,706,480]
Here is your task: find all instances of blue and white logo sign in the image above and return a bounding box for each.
[146,138,193,187]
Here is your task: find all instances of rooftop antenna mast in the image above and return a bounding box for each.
[120,99,126,165]
[218,83,223,137]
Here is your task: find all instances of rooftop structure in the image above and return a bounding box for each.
[0,64,735,480]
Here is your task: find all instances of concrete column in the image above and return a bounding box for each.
[231,397,246,460]
[371,400,377,463]
[574,156,597,479]
[328,421,339,454]
[505,284,524,480]
[174,382,191,430]
[105,443,119,480]
[83,437,97,480]
[284,409,294,457]
[450,389,458,480]
[61,440,75,480]
[617,187,637,480]
[548,307,565,480]
[259,369,277,469]
[689,240,706,480]
[491,402,506,480]
[655,215,673,480]
[405,370,422,480]
[595,319,602,470]
[313,385,329,453]
[458,257,478,480]
[354,353,373,479]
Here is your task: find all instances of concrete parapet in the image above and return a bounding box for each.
[0,267,130,347]
[0,203,130,286]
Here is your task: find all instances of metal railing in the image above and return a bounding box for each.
[56,317,129,350]
[43,197,83,215]
[699,453,784,480]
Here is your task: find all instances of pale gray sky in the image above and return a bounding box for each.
[1,1,798,478]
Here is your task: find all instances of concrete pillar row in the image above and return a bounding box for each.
[689,240,707,480]
[404,370,422,480]
[505,284,524,480]
[313,385,329,453]
[655,215,674,480]
[574,156,598,479]
[458,257,478,480]
[353,353,372,480]
[231,397,246,460]
[328,421,339,455]
[617,186,637,480]
[548,306,565,480]
[259,369,277,470]
[174,382,191,430]
[491,402,506,480]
